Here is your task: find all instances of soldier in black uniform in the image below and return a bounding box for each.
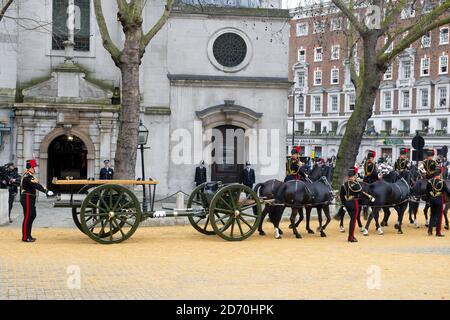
[363,150,378,183]
[99,160,114,180]
[426,167,450,237]
[340,167,375,242]
[194,160,207,186]
[423,149,438,180]
[20,159,53,242]
[395,148,410,177]
[240,161,255,189]
[285,147,308,182]
[5,163,20,223]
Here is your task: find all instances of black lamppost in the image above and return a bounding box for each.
[138,120,149,212]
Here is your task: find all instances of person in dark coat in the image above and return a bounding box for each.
[426,167,450,237]
[194,160,207,186]
[99,160,114,180]
[5,163,20,223]
[240,161,255,189]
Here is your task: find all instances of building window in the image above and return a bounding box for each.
[439,54,448,74]
[421,56,430,76]
[384,120,392,131]
[297,122,305,132]
[401,5,415,19]
[212,32,248,68]
[312,95,322,113]
[382,91,392,110]
[331,45,340,60]
[438,118,448,130]
[384,64,393,80]
[401,119,410,133]
[440,27,449,45]
[329,94,339,112]
[296,22,308,37]
[314,69,322,86]
[348,93,356,111]
[297,70,305,87]
[52,0,91,51]
[437,86,448,107]
[314,47,323,62]
[313,20,325,34]
[297,94,305,113]
[330,17,342,31]
[401,60,411,79]
[421,32,431,48]
[419,88,429,108]
[330,121,338,132]
[313,122,321,133]
[298,48,306,62]
[384,37,393,53]
[401,90,410,109]
[330,68,339,85]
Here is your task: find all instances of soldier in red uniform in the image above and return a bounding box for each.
[20,159,54,242]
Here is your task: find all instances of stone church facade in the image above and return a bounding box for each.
[0,0,290,195]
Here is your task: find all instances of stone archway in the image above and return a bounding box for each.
[39,127,95,186]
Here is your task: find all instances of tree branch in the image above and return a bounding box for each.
[0,0,14,23]
[378,1,450,65]
[93,0,122,65]
[331,0,367,34]
[140,0,174,52]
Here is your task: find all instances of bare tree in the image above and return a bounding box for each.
[0,0,14,23]
[300,0,450,188]
[93,0,175,179]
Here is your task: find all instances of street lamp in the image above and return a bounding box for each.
[138,120,149,212]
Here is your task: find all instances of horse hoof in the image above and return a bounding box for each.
[362,228,369,236]
[295,234,302,239]
[339,226,345,233]
[394,224,399,230]
[377,228,384,235]
[320,231,326,237]
[275,235,282,240]
[397,230,403,234]
[289,224,295,229]
[279,229,284,235]
[381,221,386,227]
[445,225,449,230]
[307,229,315,234]
[259,231,266,236]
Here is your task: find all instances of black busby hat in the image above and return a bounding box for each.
[347,167,358,177]
[367,150,376,159]
[400,148,409,155]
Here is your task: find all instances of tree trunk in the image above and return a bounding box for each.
[114,27,142,179]
[332,32,384,189]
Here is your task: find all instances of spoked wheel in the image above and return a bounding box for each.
[187,183,215,235]
[73,207,126,238]
[80,184,142,244]
[209,184,262,241]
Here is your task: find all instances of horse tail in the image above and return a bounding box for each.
[253,183,263,196]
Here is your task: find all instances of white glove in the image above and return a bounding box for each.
[370,197,376,203]
[47,190,54,197]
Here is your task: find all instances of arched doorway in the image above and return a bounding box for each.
[47,135,88,191]
[211,125,245,183]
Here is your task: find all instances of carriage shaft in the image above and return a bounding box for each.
[146,209,206,219]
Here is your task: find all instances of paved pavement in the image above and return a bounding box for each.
[1,204,449,300]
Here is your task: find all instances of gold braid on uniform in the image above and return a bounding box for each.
[344,181,362,200]
[364,162,373,176]
[430,179,444,197]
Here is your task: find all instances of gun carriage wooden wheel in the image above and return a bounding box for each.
[187,182,216,235]
[208,184,262,241]
[79,184,142,244]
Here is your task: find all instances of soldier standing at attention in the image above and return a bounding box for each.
[99,160,114,180]
[240,161,255,189]
[340,167,375,242]
[426,167,450,237]
[6,163,20,223]
[194,160,207,186]
[20,159,54,242]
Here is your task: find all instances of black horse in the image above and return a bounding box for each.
[362,171,410,235]
[254,179,284,236]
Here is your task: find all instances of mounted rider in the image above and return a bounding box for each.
[395,148,410,176]
[426,167,450,237]
[422,149,439,180]
[340,167,375,242]
[363,150,378,183]
[285,146,308,182]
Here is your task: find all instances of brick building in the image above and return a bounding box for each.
[287,3,450,163]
